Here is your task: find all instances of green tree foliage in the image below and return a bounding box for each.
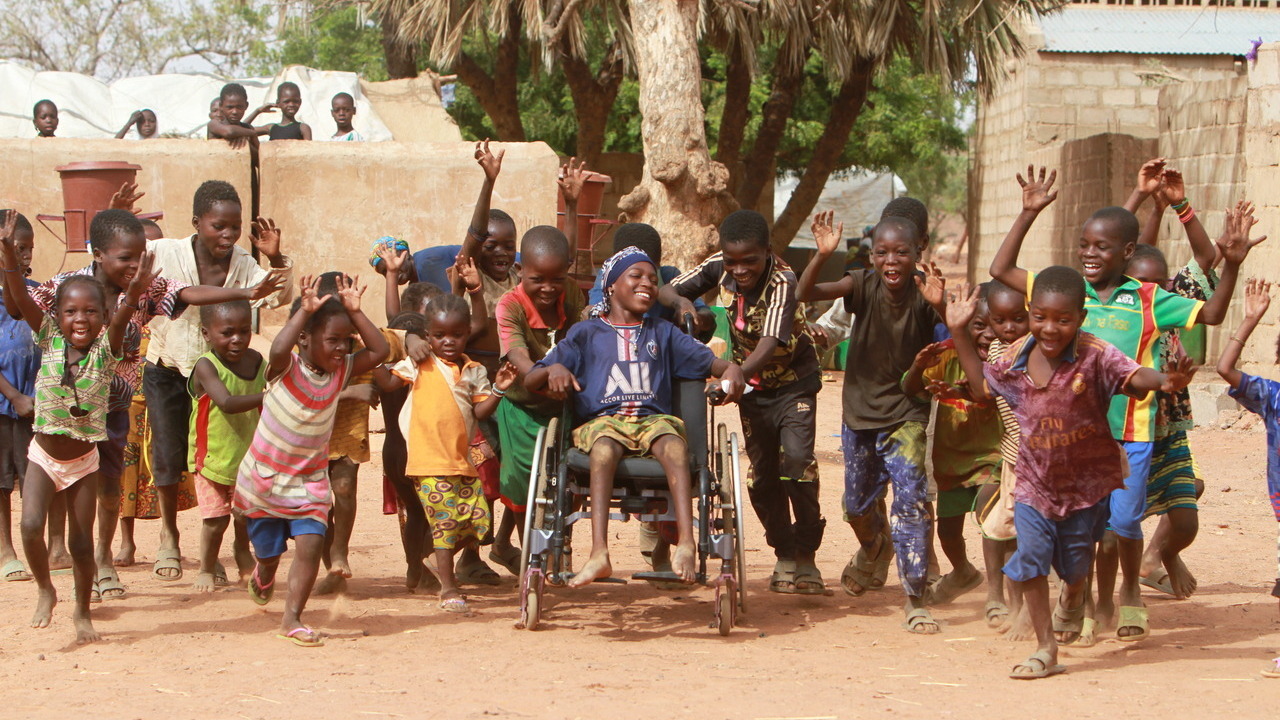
[252,5,390,80]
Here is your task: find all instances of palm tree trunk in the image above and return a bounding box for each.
[453,6,526,141]
[378,10,418,80]
[714,43,752,193]
[769,58,874,253]
[736,51,806,211]
[561,39,624,167]
[617,0,735,269]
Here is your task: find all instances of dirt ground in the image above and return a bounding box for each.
[1,378,1277,719]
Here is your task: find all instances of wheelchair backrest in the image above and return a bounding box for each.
[673,377,709,473]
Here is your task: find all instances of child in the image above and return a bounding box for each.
[947,266,1193,679]
[246,82,312,140]
[33,100,57,138]
[587,222,715,331]
[490,226,584,574]
[0,211,40,583]
[528,247,746,586]
[386,295,514,610]
[794,211,946,631]
[237,274,388,647]
[207,83,261,147]
[375,238,486,340]
[901,285,1002,614]
[665,210,827,596]
[6,208,285,600]
[146,180,293,584]
[328,93,364,142]
[1,208,146,644]
[1216,277,1280,679]
[989,165,1258,641]
[188,300,264,591]
[115,109,158,140]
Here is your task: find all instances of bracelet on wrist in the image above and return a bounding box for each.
[467,285,483,295]
[122,300,139,310]
[1178,207,1196,225]
[1229,336,1246,345]
[1170,198,1190,213]
[493,387,507,397]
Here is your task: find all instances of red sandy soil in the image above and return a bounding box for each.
[0,384,1277,719]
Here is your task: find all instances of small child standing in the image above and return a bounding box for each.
[529,247,745,586]
[235,275,389,647]
[0,212,40,583]
[328,93,364,142]
[948,267,1193,679]
[1,209,145,644]
[1215,278,1280,679]
[115,109,158,140]
[188,301,265,591]
[387,295,513,611]
[247,82,312,141]
[33,100,57,138]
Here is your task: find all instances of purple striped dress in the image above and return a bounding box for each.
[233,353,352,521]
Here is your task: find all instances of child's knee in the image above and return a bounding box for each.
[19,516,45,543]
[67,533,93,560]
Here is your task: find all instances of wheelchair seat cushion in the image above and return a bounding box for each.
[565,448,671,484]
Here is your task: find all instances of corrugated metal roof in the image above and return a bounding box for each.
[1037,7,1280,55]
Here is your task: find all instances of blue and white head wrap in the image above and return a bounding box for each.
[589,246,655,317]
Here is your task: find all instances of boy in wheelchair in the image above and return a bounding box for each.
[525,247,745,587]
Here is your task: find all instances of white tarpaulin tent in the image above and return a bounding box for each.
[0,62,393,141]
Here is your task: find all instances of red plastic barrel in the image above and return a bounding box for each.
[52,161,142,251]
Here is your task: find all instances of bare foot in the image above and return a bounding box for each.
[329,560,353,579]
[73,609,100,645]
[568,550,612,588]
[314,572,348,596]
[193,572,217,593]
[408,563,441,594]
[113,544,136,567]
[48,550,72,572]
[31,587,56,629]
[1162,554,1197,599]
[671,544,696,584]
[1001,603,1036,642]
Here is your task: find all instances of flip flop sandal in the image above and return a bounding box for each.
[456,561,502,586]
[248,566,275,606]
[984,601,1010,628]
[769,559,797,594]
[2,558,31,582]
[1010,650,1067,680]
[840,535,891,597]
[89,580,102,604]
[903,605,940,635]
[95,569,127,600]
[1139,569,1176,597]
[439,596,471,614]
[1052,598,1086,645]
[1262,657,1280,679]
[213,563,229,587]
[925,569,983,606]
[793,563,828,595]
[488,546,521,576]
[1116,605,1150,642]
[152,549,183,582]
[1074,617,1099,648]
[277,627,325,647]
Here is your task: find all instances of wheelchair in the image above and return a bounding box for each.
[517,376,748,635]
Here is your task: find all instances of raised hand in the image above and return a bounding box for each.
[912,341,948,371]
[1157,167,1185,207]
[455,255,481,292]
[494,361,519,392]
[810,210,844,257]
[298,275,326,313]
[557,156,587,204]
[0,209,19,267]
[251,217,282,259]
[1216,200,1267,265]
[914,261,946,308]
[249,267,288,301]
[1160,355,1197,393]
[125,250,159,304]
[110,182,145,214]
[336,274,366,313]
[1017,165,1059,213]
[945,283,982,330]
[1244,277,1272,321]
[1135,157,1167,196]
[475,138,504,182]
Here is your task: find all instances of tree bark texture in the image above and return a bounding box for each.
[379,10,419,80]
[561,39,624,168]
[769,58,875,253]
[735,50,805,212]
[453,5,527,141]
[617,0,736,270]
[714,42,752,195]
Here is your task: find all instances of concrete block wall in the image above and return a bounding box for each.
[1,138,561,327]
[1238,43,1280,379]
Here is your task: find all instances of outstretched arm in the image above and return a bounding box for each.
[177,269,288,306]
[115,111,143,139]
[192,357,263,414]
[458,139,503,263]
[990,166,1058,294]
[1195,202,1267,325]
[270,276,321,380]
[336,276,391,377]
[1157,168,1216,274]
[475,362,517,421]
[1126,356,1194,397]
[378,245,407,319]
[1218,277,1270,388]
[944,285,991,401]
[558,158,586,267]
[1138,196,1165,248]
[797,211,856,302]
[0,210,41,332]
[901,342,948,398]
[1123,157,1166,214]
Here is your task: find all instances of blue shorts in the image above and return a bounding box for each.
[1004,501,1109,585]
[1107,440,1153,540]
[245,516,327,559]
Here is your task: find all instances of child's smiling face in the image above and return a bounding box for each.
[520,253,569,310]
[721,239,768,294]
[1028,291,1085,360]
[12,228,33,276]
[1078,218,1134,287]
[481,220,517,279]
[986,288,1029,343]
[301,310,354,374]
[57,283,106,351]
[971,301,995,362]
[870,225,919,294]
[426,310,470,363]
[91,230,147,292]
[202,306,253,364]
[609,262,658,317]
[193,200,242,260]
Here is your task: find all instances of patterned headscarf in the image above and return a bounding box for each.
[368,236,410,269]
[590,246,654,317]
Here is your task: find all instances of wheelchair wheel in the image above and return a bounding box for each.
[523,579,543,631]
[717,580,735,636]
[728,431,748,615]
[519,426,551,579]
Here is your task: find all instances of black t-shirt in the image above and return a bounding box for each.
[841,269,940,430]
